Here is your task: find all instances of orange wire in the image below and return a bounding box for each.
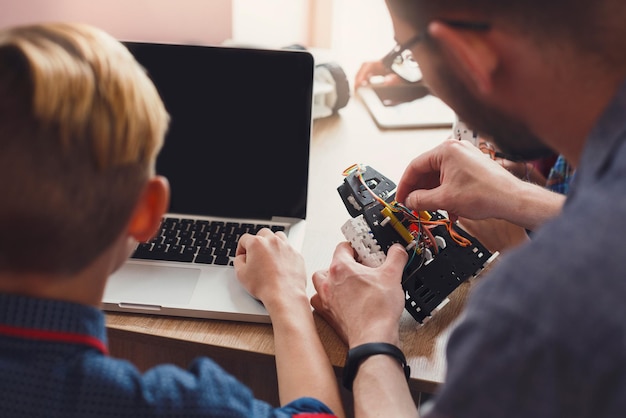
[343,164,472,248]
[421,219,472,247]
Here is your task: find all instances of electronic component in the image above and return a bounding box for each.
[452,117,479,145]
[337,164,498,323]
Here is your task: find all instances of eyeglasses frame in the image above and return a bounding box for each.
[382,20,492,82]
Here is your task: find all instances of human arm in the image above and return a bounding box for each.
[456,217,530,253]
[234,229,345,417]
[395,139,565,231]
[311,242,418,418]
[476,137,549,185]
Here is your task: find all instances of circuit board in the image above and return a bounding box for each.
[337,164,497,323]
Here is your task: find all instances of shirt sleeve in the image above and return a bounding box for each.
[132,357,338,417]
[280,397,337,417]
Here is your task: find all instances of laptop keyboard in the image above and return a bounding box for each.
[131,217,285,266]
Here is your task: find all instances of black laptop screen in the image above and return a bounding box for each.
[124,41,313,220]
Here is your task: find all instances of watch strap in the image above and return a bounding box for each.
[342,342,411,391]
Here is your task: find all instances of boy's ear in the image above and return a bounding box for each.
[428,20,499,96]
[127,176,170,243]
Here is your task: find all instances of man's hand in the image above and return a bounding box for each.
[311,242,407,347]
[396,139,532,221]
[396,139,566,231]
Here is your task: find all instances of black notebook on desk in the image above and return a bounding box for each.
[102,41,314,323]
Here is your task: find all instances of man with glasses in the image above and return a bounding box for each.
[356,20,563,191]
[311,0,626,417]
[357,21,489,86]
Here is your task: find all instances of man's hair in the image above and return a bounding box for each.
[386,0,626,67]
[0,23,169,275]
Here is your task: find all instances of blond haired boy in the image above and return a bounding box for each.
[0,22,343,418]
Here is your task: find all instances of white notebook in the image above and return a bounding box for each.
[358,84,455,129]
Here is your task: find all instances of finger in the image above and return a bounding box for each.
[383,73,407,86]
[395,152,443,204]
[275,230,288,241]
[309,292,323,311]
[311,269,328,292]
[384,244,409,276]
[333,241,359,262]
[402,187,446,212]
[232,252,246,272]
[235,233,253,256]
[255,227,274,237]
[354,61,380,87]
[354,67,370,87]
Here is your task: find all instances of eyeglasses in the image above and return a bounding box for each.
[382,20,491,84]
[381,33,424,83]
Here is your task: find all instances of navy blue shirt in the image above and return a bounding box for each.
[425,80,626,418]
[0,293,336,418]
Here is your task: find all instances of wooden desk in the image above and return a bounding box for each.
[106,96,468,410]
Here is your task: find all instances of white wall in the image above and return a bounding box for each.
[330,0,394,76]
[0,0,232,45]
[230,0,394,78]
[0,0,396,80]
[231,0,309,48]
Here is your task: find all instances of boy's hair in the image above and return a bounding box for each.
[0,23,169,275]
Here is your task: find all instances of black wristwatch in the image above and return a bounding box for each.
[342,342,411,391]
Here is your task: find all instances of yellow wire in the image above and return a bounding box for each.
[342,164,471,248]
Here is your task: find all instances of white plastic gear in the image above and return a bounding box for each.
[341,216,386,267]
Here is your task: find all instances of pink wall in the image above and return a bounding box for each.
[0,0,232,45]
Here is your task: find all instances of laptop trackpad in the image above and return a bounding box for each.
[105,263,200,305]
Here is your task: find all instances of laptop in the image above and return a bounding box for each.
[102,41,315,324]
[357,83,456,129]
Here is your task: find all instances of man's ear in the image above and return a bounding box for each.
[127,176,170,243]
[428,20,499,96]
